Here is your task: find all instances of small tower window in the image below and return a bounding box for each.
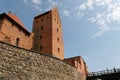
[41,19,43,21]
[40,35,42,39]
[57,37,59,42]
[58,48,60,53]
[41,26,43,30]
[19,28,21,32]
[54,18,56,21]
[40,46,43,50]
[47,16,49,19]
[11,23,14,26]
[57,28,59,32]
[16,37,20,46]
[36,21,38,23]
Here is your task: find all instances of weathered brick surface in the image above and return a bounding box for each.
[0,41,85,80]
[32,8,64,60]
[64,56,88,76]
[0,16,33,50]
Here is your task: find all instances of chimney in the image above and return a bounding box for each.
[8,11,12,15]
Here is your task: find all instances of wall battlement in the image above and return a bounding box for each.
[0,41,85,80]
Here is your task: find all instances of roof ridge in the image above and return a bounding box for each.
[7,13,25,28]
[5,12,30,34]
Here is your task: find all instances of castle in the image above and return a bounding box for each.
[0,7,88,79]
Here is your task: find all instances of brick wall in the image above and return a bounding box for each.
[0,17,33,50]
[32,12,52,54]
[51,7,64,60]
[0,41,85,80]
[64,56,88,76]
[32,8,64,60]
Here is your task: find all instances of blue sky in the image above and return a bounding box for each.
[0,0,120,72]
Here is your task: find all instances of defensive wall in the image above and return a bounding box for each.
[0,41,85,80]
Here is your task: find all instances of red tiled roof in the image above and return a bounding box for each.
[7,13,25,28]
[6,13,30,33]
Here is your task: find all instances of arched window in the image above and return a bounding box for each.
[16,37,20,46]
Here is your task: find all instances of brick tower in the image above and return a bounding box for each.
[32,7,64,60]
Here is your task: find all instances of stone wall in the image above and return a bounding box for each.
[0,41,85,80]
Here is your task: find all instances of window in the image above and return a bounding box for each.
[41,26,43,30]
[54,18,56,21]
[36,21,38,23]
[57,37,59,42]
[58,48,60,53]
[41,19,43,21]
[25,34,27,36]
[19,28,21,32]
[16,37,20,46]
[40,35,42,39]
[47,16,49,19]
[57,28,59,32]
[40,46,43,50]
[12,23,14,26]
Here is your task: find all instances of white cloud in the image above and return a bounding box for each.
[89,13,113,38]
[63,10,70,17]
[32,0,41,5]
[23,0,41,5]
[78,0,120,37]
[22,0,62,12]
[22,0,120,37]
[86,0,94,9]
[110,7,120,21]
[48,0,53,3]
[89,16,111,38]
[49,0,62,6]
[79,0,94,10]
[48,0,57,6]
[76,0,109,10]
[32,5,42,12]
[91,25,111,38]
[52,1,58,6]
[31,0,43,12]
[79,4,87,10]
[77,12,83,17]
[22,0,43,12]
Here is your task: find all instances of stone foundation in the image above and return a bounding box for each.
[0,41,85,80]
